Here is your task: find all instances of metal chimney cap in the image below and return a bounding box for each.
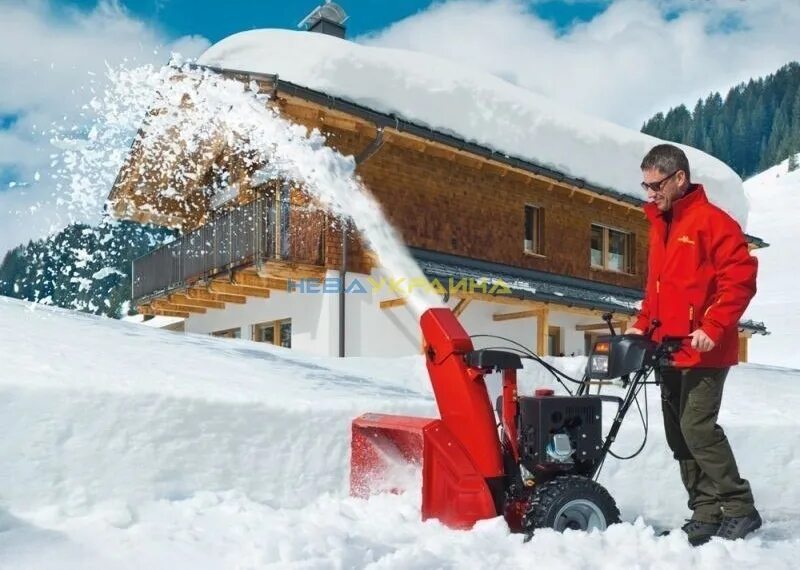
[298,1,349,29]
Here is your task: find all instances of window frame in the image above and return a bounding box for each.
[252,318,292,348]
[523,204,545,256]
[590,223,635,274]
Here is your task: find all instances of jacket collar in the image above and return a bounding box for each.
[644,183,708,224]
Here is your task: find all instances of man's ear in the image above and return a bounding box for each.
[675,170,688,190]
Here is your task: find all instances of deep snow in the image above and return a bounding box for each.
[1,296,799,568]
[743,156,800,368]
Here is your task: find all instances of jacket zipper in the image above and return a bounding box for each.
[689,304,695,333]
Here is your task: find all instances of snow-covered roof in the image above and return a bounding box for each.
[198,29,750,229]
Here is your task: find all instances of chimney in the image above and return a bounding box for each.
[298,1,349,39]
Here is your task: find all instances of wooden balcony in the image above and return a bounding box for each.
[132,191,326,305]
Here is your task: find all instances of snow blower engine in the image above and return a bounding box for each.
[350,308,685,534]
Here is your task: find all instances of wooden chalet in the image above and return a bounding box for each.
[108,33,769,360]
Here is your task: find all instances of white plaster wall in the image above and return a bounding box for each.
[179,268,631,359]
[183,276,338,356]
[454,299,540,353]
[342,269,423,357]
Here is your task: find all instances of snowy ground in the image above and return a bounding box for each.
[1,296,799,568]
[743,156,800,369]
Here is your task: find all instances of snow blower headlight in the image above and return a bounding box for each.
[587,340,610,377]
[589,354,609,375]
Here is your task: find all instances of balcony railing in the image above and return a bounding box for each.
[132,192,325,301]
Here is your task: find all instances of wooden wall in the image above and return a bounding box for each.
[279,106,649,291]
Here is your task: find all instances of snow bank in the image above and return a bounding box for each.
[743,155,800,368]
[0,297,433,513]
[2,296,799,568]
[198,29,749,228]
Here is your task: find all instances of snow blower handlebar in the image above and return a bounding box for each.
[581,327,693,476]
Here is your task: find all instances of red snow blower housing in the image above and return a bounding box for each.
[350,307,686,534]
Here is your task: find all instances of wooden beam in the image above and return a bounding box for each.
[380,298,407,310]
[146,307,190,319]
[151,299,206,314]
[211,279,271,298]
[575,321,625,332]
[493,309,544,322]
[254,260,326,281]
[453,291,543,307]
[187,287,247,305]
[537,306,550,356]
[150,309,189,319]
[169,293,225,310]
[452,298,471,317]
[233,271,289,291]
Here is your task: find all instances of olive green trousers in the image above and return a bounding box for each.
[657,367,755,521]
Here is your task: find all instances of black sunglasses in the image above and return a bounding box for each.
[641,170,679,193]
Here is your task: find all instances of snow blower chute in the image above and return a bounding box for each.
[350,307,686,534]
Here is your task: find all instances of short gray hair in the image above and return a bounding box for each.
[640,144,691,180]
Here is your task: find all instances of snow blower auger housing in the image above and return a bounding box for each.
[350,308,682,534]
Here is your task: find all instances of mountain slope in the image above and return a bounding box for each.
[743,155,800,368]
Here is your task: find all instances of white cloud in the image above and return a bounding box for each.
[0,0,209,255]
[359,0,800,127]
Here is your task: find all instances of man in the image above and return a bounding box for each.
[626,144,761,545]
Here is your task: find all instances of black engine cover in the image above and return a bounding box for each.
[518,395,604,473]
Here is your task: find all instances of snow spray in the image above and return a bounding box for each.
[54,63,442,317]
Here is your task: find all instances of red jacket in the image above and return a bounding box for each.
[632,185,757,368]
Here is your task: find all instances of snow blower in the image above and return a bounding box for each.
[350,307,685,534]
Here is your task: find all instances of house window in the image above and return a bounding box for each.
[253,319,292,348]
[590,224,635,273]
[212,327,241,339]
[524,205,544,255]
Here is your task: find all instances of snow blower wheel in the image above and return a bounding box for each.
[524,475,621,534]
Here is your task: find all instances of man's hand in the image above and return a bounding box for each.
[624,327,644,335]
[689,329,716,352]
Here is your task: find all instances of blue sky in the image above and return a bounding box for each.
[59,0,608,40]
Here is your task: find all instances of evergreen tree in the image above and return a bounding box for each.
[0,219,174,318]
[642,62,800,177]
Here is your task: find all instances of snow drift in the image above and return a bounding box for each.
[1,296,800,568]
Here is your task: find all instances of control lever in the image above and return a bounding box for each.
[655,335,692,370]
[602,312,616,335]
[645,319,662,339]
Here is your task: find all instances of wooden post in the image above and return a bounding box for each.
[738,335,749,363]
[453,298,471,317]
[275,184,282,260]
[537,306,549,356]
